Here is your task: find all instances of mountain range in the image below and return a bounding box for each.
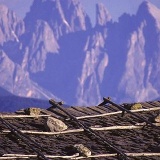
[0,0,160,111]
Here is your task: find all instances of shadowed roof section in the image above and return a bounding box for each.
[0,98,160,159]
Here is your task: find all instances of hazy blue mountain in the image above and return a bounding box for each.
[0,95,49,112]
[0,87,49,112]
[0,87,12,96]
[0,0,160,111]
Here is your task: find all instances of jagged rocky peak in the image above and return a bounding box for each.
[0,4,24,44]
[138,0,159,14]
[96,2,111,26]
[25,0,71,38]
[60,0,92,31]
[137,1,160,25]
[25,0,91,39]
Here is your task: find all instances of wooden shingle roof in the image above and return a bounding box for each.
[0,98,160,160]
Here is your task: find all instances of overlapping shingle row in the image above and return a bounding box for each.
[0,99,160,159]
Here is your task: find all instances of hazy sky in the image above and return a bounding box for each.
[0,0,160,25]
[81,0,160,24]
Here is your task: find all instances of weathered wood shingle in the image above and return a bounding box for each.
[0,100,160,159]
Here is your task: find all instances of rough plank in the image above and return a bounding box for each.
[70,107,92,115]
[86,106,107,114]
[47,107,68,118]
[41,109,61,119]
[66,107,86,117]
[2,123,160,135]
[2,153,160,159]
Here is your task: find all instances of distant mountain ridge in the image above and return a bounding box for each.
[0,0,160,111]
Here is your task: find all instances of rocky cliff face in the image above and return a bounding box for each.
[0,2,59,102]
[24,0,91,39]
[76,3,110,105]
[96,3,111,26]
[0,4,24,44]
[117,1,160,103]
[21,20,59,73]
[0,50,57,99]
[0,0,160,110]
